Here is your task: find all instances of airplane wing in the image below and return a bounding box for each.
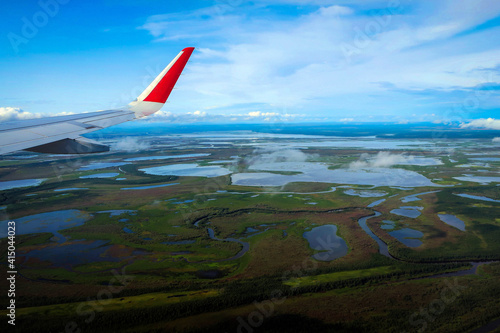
[0,47,195,155]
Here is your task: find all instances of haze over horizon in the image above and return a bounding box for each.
[1,0,499,127]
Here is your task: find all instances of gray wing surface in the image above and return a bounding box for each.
[0,109,135,155]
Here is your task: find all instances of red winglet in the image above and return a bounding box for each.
[143,47,195,104]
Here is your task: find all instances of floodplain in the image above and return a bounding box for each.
[1,124,499,332]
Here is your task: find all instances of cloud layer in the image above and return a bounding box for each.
[140,0,500,121]
[461,118,500,130]
[0,107,41,122]
[350,152,419,169]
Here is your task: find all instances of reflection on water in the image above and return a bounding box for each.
[438,214,466,231]
[345,189,387,197]
[140,164,231,178]
[245,139,434,150]
[381,220,395,230]
[54,188,89,192]
[121,183,179,190]
[0,178,46,191]
[0,210,91,243]
[454,176,500,184]
[233,162,437,187]
[389,228,424,247]
[124,153,210,162]
[391,206,423,218]
[303,225,348,261]
[97,210,137,217]
[470,157,500,162]
[395,157,443,166]
[78,162,130,171]
[368,199,386,208]
[162,240,196,245]
[455,193,500,203]
[80,173,119,179]
[20,240,145,268]
[401,191,441,203]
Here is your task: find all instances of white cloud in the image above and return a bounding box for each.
[340,118,354,122]
[350,152,413,169]
[460,118,500,130]
[112,137,150,152]
[1,1,499,123]
[0,107,76,123]
[141,0,500,120]
[246,148,312,167]
[150,110,300,123]
[0,107,41,122]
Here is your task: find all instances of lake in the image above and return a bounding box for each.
[0,210,92,243]
[303,225,348,261]
[232,162,437,187]
[140,164,231,177]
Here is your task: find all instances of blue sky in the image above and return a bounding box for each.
[1,0,500,126]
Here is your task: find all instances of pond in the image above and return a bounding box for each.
[344,189,387,197]
[54,188,89,192]
[438,214,466,231]
[0,178,46,191]
[80,173,119,179]
[0,210,92,243]
[401,191,441,203]
[454,176,500,184]
[389,228,424,247]
[303,225,348,261]
[367,199,386,208]
[381,220,395,230]
[391,206,423,218]
[470,157,500,162]
[19,240,144,268]
[121,183,179,190]
[454,193,500,203]
[97,210,137,217]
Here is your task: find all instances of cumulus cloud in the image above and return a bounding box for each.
[246,148,310,166]
[0,107,41,122]
[0,107,76,123]
[350,152,414,169]
[460,118,500,130]
[111,137,150,152]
